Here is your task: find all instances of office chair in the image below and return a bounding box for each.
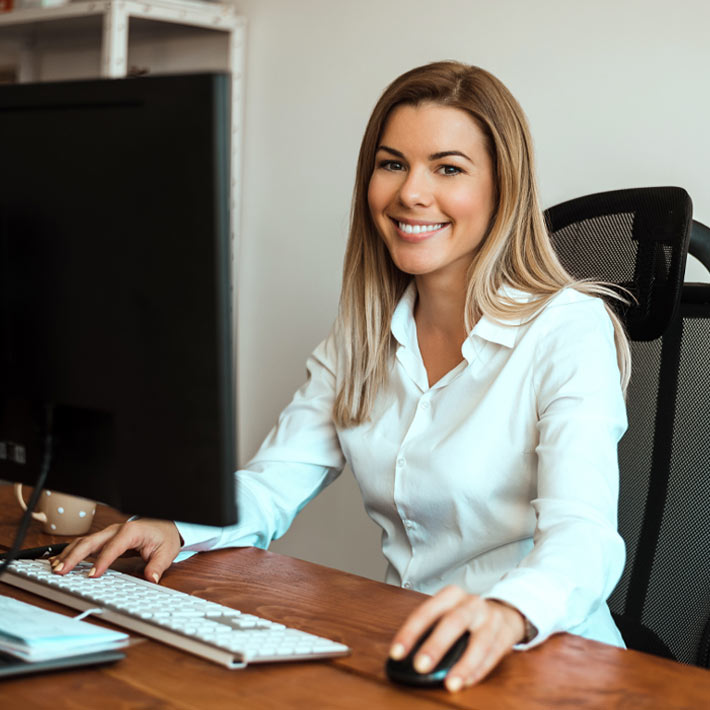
[545,187,710,667]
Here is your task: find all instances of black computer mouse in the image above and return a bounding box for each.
[385,627,470,687]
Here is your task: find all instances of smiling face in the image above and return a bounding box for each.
[367,102,496,287]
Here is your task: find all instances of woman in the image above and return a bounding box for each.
[51,61,630,691]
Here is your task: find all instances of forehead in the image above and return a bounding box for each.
[379,102,487,153]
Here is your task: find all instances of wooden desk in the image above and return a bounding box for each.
[1,483,709,709]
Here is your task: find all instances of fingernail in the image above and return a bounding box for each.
[54,562,64,573]
[88,567,96,577]
[446,676,463,692]
[389,643,405,660]
[152,573,159,583]
[414,654,432,673]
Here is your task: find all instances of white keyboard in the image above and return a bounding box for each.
[1,559,350,669]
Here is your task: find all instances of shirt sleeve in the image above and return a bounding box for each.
[175,334,346,556]
[483,295,627,648]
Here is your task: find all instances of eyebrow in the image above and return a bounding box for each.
[376,145,473,163]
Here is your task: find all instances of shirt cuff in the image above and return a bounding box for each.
[173,520,226,552]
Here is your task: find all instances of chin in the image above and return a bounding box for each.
[391,259,439,277]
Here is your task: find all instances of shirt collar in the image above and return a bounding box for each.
[390,281,534,387]
[390,281,418,348]
[391,281,532,349]
[470,285,534,347]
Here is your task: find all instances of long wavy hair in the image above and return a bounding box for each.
[334,61,630,427]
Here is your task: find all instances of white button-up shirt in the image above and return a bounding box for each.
[177,284,627,648]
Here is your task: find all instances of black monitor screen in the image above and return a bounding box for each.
[0,73,237,526]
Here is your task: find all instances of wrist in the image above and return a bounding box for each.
[488,599,535,644]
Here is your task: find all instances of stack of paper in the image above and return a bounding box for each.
[0,594,129,662]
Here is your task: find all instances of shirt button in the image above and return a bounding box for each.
[420,399,430,410]
[396,457,406,468]
[404,520,414,530]
[403,581,412,589]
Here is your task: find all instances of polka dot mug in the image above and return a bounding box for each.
[13,484,96,536]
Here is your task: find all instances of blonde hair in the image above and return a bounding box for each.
[334,61,630,427]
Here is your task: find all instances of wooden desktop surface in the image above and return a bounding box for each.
[1,483,709,709]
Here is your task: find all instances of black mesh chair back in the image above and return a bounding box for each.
[545,187,710,667]
[544,187,691,340]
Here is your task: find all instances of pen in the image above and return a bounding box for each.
[0,543,69,561]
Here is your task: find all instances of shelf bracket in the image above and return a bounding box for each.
[101,1,128,78]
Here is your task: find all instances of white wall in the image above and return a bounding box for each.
[3,0,708,580]
[232,0,710,579]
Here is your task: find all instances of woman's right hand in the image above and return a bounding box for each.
[49,518,182,583]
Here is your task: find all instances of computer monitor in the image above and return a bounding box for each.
[0,73,237,526]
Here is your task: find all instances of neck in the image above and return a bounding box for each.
[413,270,469,341]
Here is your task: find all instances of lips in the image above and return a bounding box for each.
[390,217,450,241]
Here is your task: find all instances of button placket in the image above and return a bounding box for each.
[392,395,426,591]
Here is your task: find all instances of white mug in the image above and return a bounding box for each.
[14,483,96,535]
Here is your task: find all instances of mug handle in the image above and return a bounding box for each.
[13,483,48,523]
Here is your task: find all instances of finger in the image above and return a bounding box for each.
[143,544,178,584]
[142,522,182,583]
[390,585,467,659]
[51,525,122,574]
[89,521,152,578]
[51,526,120,572]
[92,520,181,583]
[461,629,511,689]
[446,602,524,691]
[414,596,488,674]
[445,609,503,690]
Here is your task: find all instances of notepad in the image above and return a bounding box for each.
[0,594,129,662]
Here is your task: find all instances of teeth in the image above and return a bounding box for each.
[397,221,445,235]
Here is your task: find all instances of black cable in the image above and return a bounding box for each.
[0,405,54,577]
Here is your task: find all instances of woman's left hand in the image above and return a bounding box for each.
[389,585,527,692]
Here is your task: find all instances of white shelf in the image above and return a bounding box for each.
[0,0,244,76]
[0,0,242,30]
[0,0,246,331]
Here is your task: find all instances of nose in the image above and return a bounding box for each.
[397,167,433,208]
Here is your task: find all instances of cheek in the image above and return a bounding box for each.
[447,185,494,226]
[366,178,376,211]
[367,173,395,218]
[367,176,382,216]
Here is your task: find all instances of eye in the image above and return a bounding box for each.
[378,159,406,172]
[438,164,463,176]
